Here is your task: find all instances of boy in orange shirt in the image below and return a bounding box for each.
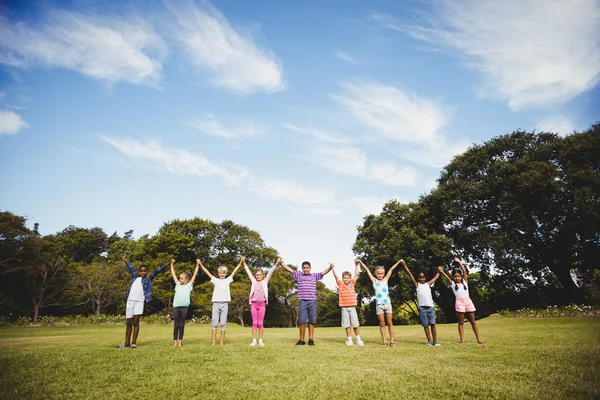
[331,261,364,346]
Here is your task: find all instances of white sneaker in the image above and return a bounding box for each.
[356,340,364,346]
[345,340,353,346]
[258,340,264,347]
[250,340,257,347]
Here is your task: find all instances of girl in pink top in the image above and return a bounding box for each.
[243,257,279,347]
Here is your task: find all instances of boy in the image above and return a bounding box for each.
[279,258,332,346]
[117,254,172,348]
[331,261,364,346]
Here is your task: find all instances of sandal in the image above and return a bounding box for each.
[382,342,388,346]
[390,342,396,347]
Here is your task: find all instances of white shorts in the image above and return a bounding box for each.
[376,303,393,315]
[341,307,359,328]
[126,300,144,319]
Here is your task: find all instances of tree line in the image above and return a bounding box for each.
[1,124,598,325]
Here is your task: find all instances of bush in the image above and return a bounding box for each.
[498,305,600,318]
[0,313,213,326]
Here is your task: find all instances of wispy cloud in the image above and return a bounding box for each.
[331,80,448,146]
[101,136,335,206]
[284,124,350,144]
[189,113,269,139]
[535,115,576,137]
[336,50,361,65]
[0,10,165,86]
[0,110,28,135]
[373,0,600,110]
[168,0,285,94]
[345,196,403,216]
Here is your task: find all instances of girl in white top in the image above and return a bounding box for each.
[197,257,243,346]
[401,259,441,346]
[439,257,485,345]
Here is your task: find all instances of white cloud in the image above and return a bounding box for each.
[168,0,284,93]
[189,113,268,139]
[0,10,165,86]
[284,124,351,144]
[535,116,576,137]
[399,140,471,169]
[331,80,448,146]
[0,110,28,135]
[345,197,403,216]
[336,50,361,65]
[368,162,417,186]
[101,136,335,206]
[379,0,600,110]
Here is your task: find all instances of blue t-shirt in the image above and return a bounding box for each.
[173,282,193,307]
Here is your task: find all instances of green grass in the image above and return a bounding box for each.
[1,317,599,399]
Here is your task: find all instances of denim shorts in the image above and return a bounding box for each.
[418,306,436,327]
[299,299,317,324]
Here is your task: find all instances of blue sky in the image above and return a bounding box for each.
[1,0,599,289]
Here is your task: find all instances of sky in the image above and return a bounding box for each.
[1,0,599,289]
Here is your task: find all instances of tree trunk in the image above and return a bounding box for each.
[238,313,244,327]
[94,301,101,315]
[33,303,40,323]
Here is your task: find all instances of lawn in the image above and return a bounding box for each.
[0,317,598,399]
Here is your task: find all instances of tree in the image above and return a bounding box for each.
[430,124,600,304]
[69,260,127,314]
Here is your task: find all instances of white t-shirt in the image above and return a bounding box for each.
[453,279,470,299]
[416,282,434,307]
[128,277,144,301]
[211,276,234,302]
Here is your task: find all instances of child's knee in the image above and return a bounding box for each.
[132,319,140,327]
[126,319,134,327]
[378,321,385,327]
[458,319,465,326]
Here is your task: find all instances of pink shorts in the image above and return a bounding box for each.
[455,297,476,313]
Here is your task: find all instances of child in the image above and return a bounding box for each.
[117,254,172,349]
[280,258,333,346]
[438,257,486,345]
[196,257,243,346]
[331,261,364,346]
[358,259,402,346]
[243,257,279,347]
[170,260,200,347]
[401,259,441,346]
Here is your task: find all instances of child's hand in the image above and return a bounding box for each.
[437,266,443,272]
[354,259,360,265]
[453,256,461,263]
[399,259,406,265]
[170,259,176,264]
[122,254,127,262]
[196,258,202,265]
[329,262,334,268]
[240,256,245,262]
[276,257,282,265]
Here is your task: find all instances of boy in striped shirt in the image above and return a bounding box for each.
[331,261,364,346]
[280,258,333,346]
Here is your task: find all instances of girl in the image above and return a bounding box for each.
[196,257,243,346]
[170,260,199,347]
[358,259,402,346]
[439,257,486,345]
[401,259,441,346]
[243,257,279,347]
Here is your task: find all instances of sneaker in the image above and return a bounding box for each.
[116,343,126,348]
[258,340,264,347]
[250,340,257,347]
[433,342,441,346]
[308,339,315,346]
[130,344,137,349]
[295,340,306,346]
[345,340,353,346]
[356,339,365,347]
[427,341,433,346]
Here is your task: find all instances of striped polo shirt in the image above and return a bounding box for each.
[337,279,357,307]
[292,271,323,300]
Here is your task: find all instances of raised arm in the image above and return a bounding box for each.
[264,259,279,283]
[190,263,200,284]
[196,258,214,279]
[322,262,333,276]
[438,265,452,284]
[454,257,468,281]
[401,259,418,288]
[243,258,254,281]
[170,259,178,284]
[352,261,360,280]
[229,257,244,280]
[150,259,173,280]
[123,254,136,277]
[428,269,441,286]
[330,263,340,282]
[358,260,376,284]
[384,259,402,281]
[279,258,294,273]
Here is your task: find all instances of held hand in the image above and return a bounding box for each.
[399,259,406,265]
[453,256,461,263]
[122,254,127,262]
[437,266,443,272]
[329,262,334,268]
[240,256,245,262]
[276,257,282,265]
[170,259,176,264]
[354,259,360,265]
[196,258,202,266]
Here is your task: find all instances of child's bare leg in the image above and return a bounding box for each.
[424,326,432,342]
[431,324,437,343]
[466,312,485,344]
[457,313,465,343]
[354,327,361,337]
[259,328,264,340]
[345,327,352,338]
[385,313,395,344]
[211,329,217,346]
[252,327,257,340]
[299,323,306,341]
[124,318,133,347]
[220,329,226,346]
[377,314,386,344]
[131,315,141,345]
[177,340,182,347]
[308,323,315,340]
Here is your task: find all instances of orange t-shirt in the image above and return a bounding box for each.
[337,279,357,307]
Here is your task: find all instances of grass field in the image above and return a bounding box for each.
[1,317,599,400]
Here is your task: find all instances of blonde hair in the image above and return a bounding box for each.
[375,266,385,272]
[218,266,228,274]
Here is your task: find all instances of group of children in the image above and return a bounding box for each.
[117,254,485,348]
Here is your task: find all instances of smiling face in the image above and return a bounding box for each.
[301,263,311,274]
[375,267,385,280]
[453,271,463,284]
[417,272,427,283]
[218,269,227,279]
[138,267,148,278]
[179,273,189,285]
[255,269,264,282]
[342,272,352,284]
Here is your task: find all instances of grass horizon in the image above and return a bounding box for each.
[1,317,599,399]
